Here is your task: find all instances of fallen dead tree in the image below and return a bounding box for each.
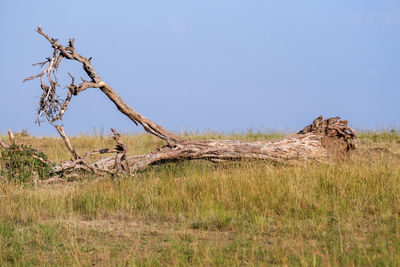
[20,28,357,177]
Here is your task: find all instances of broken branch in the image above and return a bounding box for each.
[54,125,79,160]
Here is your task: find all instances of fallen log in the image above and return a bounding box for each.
[50,116,355,175]
[23,28,357,176]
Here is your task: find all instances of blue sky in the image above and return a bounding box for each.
[1,0,399,135]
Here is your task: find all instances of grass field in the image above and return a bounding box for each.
[0,131,399,266]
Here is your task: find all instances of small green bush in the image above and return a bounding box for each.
[0,144,53,183]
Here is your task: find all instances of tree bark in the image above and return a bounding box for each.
[71,116,354,174]
[24,28,357,176]
[89,134,329,173]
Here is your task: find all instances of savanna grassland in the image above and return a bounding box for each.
[0,131,399,266]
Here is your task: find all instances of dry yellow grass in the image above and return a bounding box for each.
[0,131,399,266]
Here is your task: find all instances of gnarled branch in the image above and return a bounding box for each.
[54,125,79,160]
[24,27,181,146]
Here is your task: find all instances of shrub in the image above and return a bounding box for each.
[0,144,53,183]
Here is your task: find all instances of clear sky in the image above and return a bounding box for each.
[1,0,399,135]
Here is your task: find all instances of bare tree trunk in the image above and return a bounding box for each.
[85,134,331,173]
[23,28,357,176]
[71,117,353,174]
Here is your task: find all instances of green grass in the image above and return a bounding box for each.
[0,132,400,266]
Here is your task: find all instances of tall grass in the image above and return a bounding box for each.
[0,132,399,266]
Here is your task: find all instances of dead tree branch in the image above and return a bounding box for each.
[8,129,15,145]
[0,139,9,149]
[50,128,128,176]
[24,28,358,177]
[54,125,79,160]
[24,27,181,146]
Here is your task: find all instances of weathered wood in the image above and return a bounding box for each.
[24,28,182,146]
[8,129,15,145]
[54,125,79,160]
[91,133,326,173]
[24,28,357,177]
[0,139,9,149]
[108,116,354,172]
[50,115,356,175]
